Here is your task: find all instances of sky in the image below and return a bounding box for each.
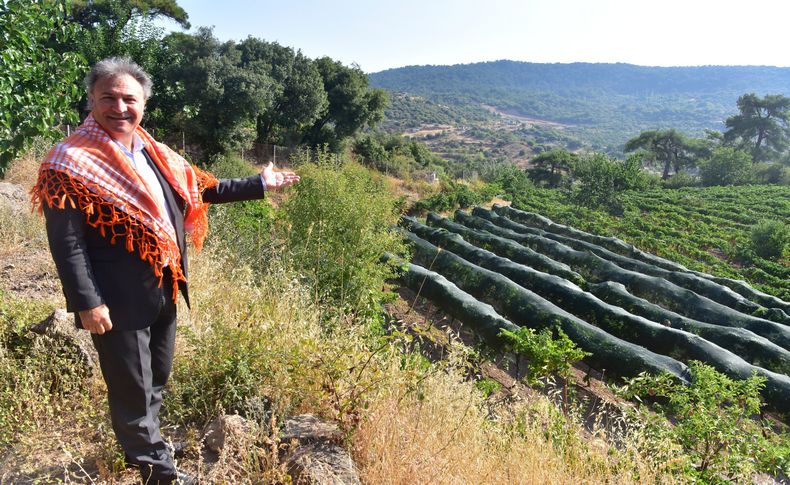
[163,0,790,73]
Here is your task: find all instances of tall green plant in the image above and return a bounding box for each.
[500,326,589,387]
[279,149,406,320]
[500,326,589,415]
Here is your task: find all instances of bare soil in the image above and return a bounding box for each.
[0,245,62,303]
[481,105,575,129]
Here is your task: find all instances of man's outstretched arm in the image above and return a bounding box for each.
[201,162,299,204]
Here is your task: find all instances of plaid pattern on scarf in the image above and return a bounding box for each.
[31,115,218,301]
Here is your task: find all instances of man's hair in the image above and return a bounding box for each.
[85,57,153,108]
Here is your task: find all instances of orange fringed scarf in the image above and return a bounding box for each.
[30,115,218,301]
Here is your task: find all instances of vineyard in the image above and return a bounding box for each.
[509,185,790,300]
[393,201,790,419]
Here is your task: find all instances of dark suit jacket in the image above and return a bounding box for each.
[43,149,265,331]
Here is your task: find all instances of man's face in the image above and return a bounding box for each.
[89,74,145,145]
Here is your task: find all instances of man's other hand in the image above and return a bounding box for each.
[262,162,300,190]
[79,304,113,334]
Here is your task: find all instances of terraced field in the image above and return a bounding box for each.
[394,204,790,417]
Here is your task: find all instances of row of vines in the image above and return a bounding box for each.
[393,202,790,420]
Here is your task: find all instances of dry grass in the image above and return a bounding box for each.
[0,153,63,305]
[3,143,46,188]
[352,351,666,485]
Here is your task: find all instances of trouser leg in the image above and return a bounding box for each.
[150,296,177,431]
[91,295,178,482]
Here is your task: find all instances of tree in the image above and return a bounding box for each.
[698,147,753,186]
[573,153,656,211]
[237,38,328,146]
[526,149,577,187]
[161,29,274,156]
[69,0,189,29]
[0,0,86,175]
[150,30,386,156]
[70,3,169,69]
[625,129,706,179]
[724,93,790,163]
[303,58,388,151]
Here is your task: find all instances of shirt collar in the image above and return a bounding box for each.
[113,133,146,158]
[131,133,145,153]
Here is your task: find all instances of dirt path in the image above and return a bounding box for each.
[481,104,574,129]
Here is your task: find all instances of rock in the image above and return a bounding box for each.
[203,414,254,453]
[287,442,361,485]
[282,415,360,485]
[282,414,343,444]
[30,309,97,371]
[0,182,26,212]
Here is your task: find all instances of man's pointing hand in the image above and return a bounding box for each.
[261,162,300,190]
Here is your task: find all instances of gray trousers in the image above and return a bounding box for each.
[91,282,178,483]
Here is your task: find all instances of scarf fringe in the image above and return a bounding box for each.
[32,169,185,302]
[189,165,219,253]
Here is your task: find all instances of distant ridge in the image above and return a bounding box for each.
[369,60,790,149]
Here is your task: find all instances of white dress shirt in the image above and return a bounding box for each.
[113,135,177,231]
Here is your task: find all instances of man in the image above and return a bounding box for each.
[32,57,299,484]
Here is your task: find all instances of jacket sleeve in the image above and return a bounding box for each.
[42,203,104,312]
[201,174,265,204]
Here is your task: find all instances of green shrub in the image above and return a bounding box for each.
[499,326,589,387]
[618,361,788,481]
[352,133,447,179]
[205,153,275,265]
[168,323,296,424]
[280,149,406,320]
[750,220,790,260]
[492,164,534,201]
[475,377,503,398]
[411,177,503,215]
[754,162,790,185]
[572,153,657,211]
[662,171,699,189]
[207,152,258,178]
[698,147,754,186]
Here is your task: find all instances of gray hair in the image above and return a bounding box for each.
[85,57,153,108]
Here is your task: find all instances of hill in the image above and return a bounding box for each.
[369,61,790,153]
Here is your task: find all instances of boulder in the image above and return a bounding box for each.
[0,182,26,212]
[283,414,360,485]
[203,414,254,453]
[30,309,97,371]
[287,442,361,485]
[282,414,343,444]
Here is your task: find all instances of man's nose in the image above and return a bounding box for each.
[109,97,127,112]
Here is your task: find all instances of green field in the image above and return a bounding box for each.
[509,185,790,300]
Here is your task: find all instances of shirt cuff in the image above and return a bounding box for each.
[259,174,268,192]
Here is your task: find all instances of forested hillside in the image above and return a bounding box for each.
[370,61,790,151]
